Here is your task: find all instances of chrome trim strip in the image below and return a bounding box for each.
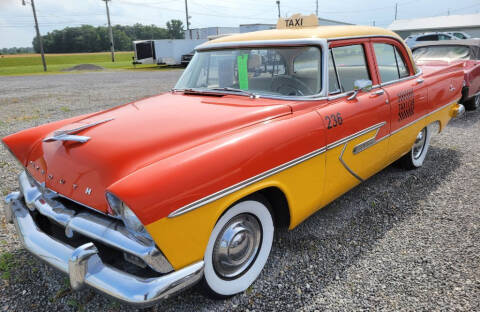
[339,144,364,182]
[353,127,383,155]
[169,98,458,218]
[326,122,386,150]
[4,197,203,307]
[43,118,114,143]
[391,99,458,136]
[168,145,328,218]
[169,121,386,218]
[17,171,174,274]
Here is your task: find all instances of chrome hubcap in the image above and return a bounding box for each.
[475,95,480,108]
[212,213,261,279]
[412,128,427,159]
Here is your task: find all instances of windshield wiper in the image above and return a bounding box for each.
[210,87,259,98]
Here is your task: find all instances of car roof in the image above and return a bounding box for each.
[205,25,403,44]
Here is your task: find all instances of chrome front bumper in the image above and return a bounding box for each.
[3,175,204,307]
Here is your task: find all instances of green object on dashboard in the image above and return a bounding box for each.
[237,54,249,90]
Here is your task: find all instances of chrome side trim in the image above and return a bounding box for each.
[169,121,386,218]
[391,99,458,136]
[169,99,458,218]
[353,125,384,155]
[5,197,203,307]
[339,144,364,182]
[326,122,387,150]
[17,171,174,274]
[168,145,328,218]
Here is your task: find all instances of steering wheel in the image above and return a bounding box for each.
[271,76,314,96]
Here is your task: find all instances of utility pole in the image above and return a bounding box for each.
[373,20,376,26]
[394,2,398,20]
[276,1,281,18]
[185,0,191,39]
[316,0,318,16]
[23,0,46,71]
[447,8,450,15]
[103,0,115,62]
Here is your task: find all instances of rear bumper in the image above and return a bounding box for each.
[3,186,204,307]
[451,103,465,118]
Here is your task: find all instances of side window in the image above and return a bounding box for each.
[331,44,370,92]
[373,43,411,83]
[328,50,341,94]
[438,34,451,40]
[394,47,410,78]
[293,47,322,94]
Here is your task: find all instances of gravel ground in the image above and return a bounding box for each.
[0,70,479,312]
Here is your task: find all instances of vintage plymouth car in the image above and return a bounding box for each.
[412,39,480,110]
[2,19,465,307]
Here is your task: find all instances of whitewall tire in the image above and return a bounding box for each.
[202,197,274,298]
[399,126,431,169]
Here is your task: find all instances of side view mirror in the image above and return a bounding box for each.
[347,79,373,100]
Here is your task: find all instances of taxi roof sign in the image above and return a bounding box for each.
[277,13,319,29]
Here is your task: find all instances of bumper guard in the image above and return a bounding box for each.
[3,183,204,307]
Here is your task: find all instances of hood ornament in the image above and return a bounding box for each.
[43,118,114,143]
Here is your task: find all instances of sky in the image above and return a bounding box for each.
[0,0,480,48]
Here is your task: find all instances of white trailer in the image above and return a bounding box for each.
[133,39,206,66]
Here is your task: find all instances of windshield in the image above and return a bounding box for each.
[174,46,322,97]
[413,46,472,62]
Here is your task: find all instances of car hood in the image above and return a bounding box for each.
[20,93,292,214]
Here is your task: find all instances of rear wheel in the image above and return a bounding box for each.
[398,127,431,170]
[464,94,480,111]
[201,196,274,299]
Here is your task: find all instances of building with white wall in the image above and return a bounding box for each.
[388,13,480,39]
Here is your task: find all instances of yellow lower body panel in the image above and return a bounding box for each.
[146,101,457,270]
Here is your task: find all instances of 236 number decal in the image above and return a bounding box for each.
[325,113,343,129]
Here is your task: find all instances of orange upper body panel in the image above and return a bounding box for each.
[2,33,465,230]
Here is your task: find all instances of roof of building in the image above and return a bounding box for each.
[206,25,401,44]
[388,13,480,31]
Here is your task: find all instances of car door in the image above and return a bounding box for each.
[371,38,428,162]
[319,40,391,206]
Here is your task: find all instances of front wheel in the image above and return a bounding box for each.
[201,196,274,298]
[398,127,431,170]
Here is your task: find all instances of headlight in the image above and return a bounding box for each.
[106,192,145,233]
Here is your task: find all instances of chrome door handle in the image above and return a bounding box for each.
[416,78,424,84]
[449,85,456,92]
[369,89,384,97]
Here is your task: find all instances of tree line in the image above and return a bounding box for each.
[32,20,185,53]
[0,47,35,55]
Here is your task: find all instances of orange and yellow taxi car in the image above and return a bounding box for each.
[2,15,465,306]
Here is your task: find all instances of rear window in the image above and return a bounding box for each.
[413,46,472,62]
[417,35,438,41]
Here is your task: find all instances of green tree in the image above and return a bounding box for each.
[166,19,185,39]
[32,24,173,53]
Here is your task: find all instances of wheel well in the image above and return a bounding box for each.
[255,187,290,229]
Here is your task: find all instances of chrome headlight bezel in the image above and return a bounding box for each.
[106,192,146,235]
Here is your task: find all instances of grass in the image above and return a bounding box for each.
[0,51,161,76]
[0,252,15,280]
